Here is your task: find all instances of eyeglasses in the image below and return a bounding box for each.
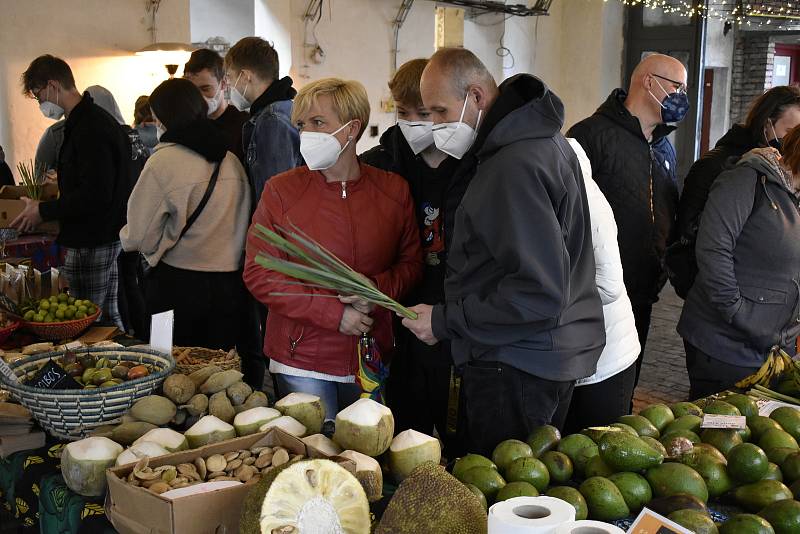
[652,73,687,95]
[32,86,48,103]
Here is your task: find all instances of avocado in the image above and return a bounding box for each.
[719,514,776,534]
[646,494,708,517]
[598,430,664,472]
[646,462,709,503]
[702,428,743,456]
[578,476,630,521]
[639,404,675,433]
[727,443,770,483]
[661,436,695,459]
[464,483,488,512]
[733,480,794,512]
[760,428,800,452]
[724,394,760,419]
[671,401,704,418]
[495,481,538,501]
[526,425,561,458]
[770,407,800,442]
[545,486,588,521]
[776,379,800,397]
[781,452,800,483]
[460,466,506,502]
[492,439,533,473]
[607,471,652,513]
[764,463,784,482]
[504,457,549,491]
[791,479,800,500]
[692,443,728,464]
[609,422,639,435]
[766,447,800,465]
[749,416,785,441]
[758,499,800,534]
[618,415,660,438]
[452,454,497,481]
[668,509,719,534]
[705,400,742,416]
[540,451,573,484]
[641,436,669,458]
[679,450,735,498]
[581,426,622,443]
[557,434,599,474]
[664,414,703,435]
[737,425,753,443]
[661,429,702,445]
[584,455,615,478]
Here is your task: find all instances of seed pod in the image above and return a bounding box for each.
[272,448,290,467]
[149,481,171,495]
[243,457,255,466]
[194,457,207,480]
[206,454,226,473]
[226,459,242,472]
[235,465,256,482]
[224,451,240,462]
[255,453,273,469]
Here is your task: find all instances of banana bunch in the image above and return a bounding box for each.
[736,346,798,389]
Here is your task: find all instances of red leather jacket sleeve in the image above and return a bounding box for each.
[371,182,424,301]
[244,182,345,332]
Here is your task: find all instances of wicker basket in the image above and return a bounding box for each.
[0,321,20,345]
[22,309,101,341]
[173,346,241,375]
[0,347,174,440]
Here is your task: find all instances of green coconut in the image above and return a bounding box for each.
[338,449,384,502]
[302,434,344,456]
[61,436,123,497]
[259,415,307,438]
[185,415,237,448]
[110,421,158,446]
[129,395,177,426]
[115,441,170,466]
[388,429,442,483]
[133,427,189,452]
[275,392,326,434]
[234,407,282,436]
[333,398,394,457]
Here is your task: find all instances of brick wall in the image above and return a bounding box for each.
[730,32,775,124]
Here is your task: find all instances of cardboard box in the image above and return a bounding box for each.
[105,429,350,534]
[0,184,59,233]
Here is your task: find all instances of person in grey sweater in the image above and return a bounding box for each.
[678,135,800,398]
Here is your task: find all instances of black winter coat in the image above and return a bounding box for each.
[568,90,679,306]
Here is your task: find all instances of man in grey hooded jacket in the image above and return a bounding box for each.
[402,48,605,456]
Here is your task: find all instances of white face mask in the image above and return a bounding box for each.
[39,86,64,120]
[398,119,434,155]
[156,123,166,142]
[300,121,353,171]
[432,92,482,160]
[229,72,250,111]
[205,88,223,116]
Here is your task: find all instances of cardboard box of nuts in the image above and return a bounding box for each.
[105,428,347,534]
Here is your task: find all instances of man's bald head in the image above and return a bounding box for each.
[631,54,686,89]
[420,47,499,126]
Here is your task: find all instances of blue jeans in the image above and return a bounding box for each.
[274,374,362,421]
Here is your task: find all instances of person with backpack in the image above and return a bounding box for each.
[668,85,800,298]
[677,130,800,398]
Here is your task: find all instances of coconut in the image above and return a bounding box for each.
[133,428,189,452]
[234,407,282,436]
[275,393,325,434]
[339,449,384,502]
[333,398,394,457]
[302,434,344,456]
[61,437,123,497]
[185,415,237,448]
[129,395,177,426]
[388,430,442,483]
[115,441,170,466]
[259,416,307,437]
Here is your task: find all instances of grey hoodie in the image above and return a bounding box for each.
[678,148,800,366]
[431,74,606,381]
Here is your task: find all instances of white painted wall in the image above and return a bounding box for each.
[704,19,735,147]
[0,0,190,172]
[255,0,293,78]
[191,0,254,44]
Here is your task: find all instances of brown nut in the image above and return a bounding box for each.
[224,451,240,462]
[257,447,274,457]
[226,459,243,472]
[272,449,290,467]
[210,476,239,482]
[243,457,256,466]
[141,477,163,488]
[177,463,200,480]
[235,465,256,482]
[208,471,227,479]
[206,454,226,473]
[149,481,171,495]
[251,446,271,455]
[238,450,252,460]
[255,452,273,469]
[194,457,207,480]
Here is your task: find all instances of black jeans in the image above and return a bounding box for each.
[684,341,760,400]
[145,263,245,350]
[631,301,654,390]
[563,363,637,434]
[237,294,266,390]
[455,361,574,458]
[118,252,148,338]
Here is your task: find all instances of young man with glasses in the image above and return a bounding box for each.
[568,54,688,405]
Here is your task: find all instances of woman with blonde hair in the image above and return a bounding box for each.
[243,78,423,422]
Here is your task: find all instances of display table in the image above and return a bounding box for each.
[3,234,65,272]
[0,440,114,533]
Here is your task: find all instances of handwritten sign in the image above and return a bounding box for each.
[700,414,747,430]
[627,508,693,534]
[25,360,80,390]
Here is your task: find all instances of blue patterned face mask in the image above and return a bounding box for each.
[649,75,689,124]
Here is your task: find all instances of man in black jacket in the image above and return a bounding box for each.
[568,54,687,396]
[14,55,133,330]
[402,48,605,456]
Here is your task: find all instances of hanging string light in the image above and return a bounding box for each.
[608,0,800,30]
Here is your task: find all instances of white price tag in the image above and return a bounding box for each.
[755,398,800,416]
[700,414,747,429]
[149,310,174,356]
[628,507,693,533]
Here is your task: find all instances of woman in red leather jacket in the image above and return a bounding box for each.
[243,78,423,423]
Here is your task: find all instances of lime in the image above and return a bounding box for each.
[78,305,88,314]
[57,292,68,302]
[67,305,76,312]
[45,315,54,323]
[33,314,44,322]
[64,308,75,319]
[67,296,75,305]
[74,300,83,307]
[75,311,86,319]
[39,300,50,310]
[57,303,66,310]
[49,295,58,303]
[55,309,65,320]
[86,306,97,315]
[23,310,35,321]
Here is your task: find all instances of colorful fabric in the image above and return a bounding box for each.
[60,241,123,330]
[4,234,66,271]
[356,334,389,403]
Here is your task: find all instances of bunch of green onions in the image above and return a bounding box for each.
[15,159,47,200]
[253,223,418,320]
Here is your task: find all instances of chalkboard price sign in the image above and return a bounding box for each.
[25,360,81,390]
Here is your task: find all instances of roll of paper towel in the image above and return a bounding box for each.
[554,520,626,534]
[488,496,577,534]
